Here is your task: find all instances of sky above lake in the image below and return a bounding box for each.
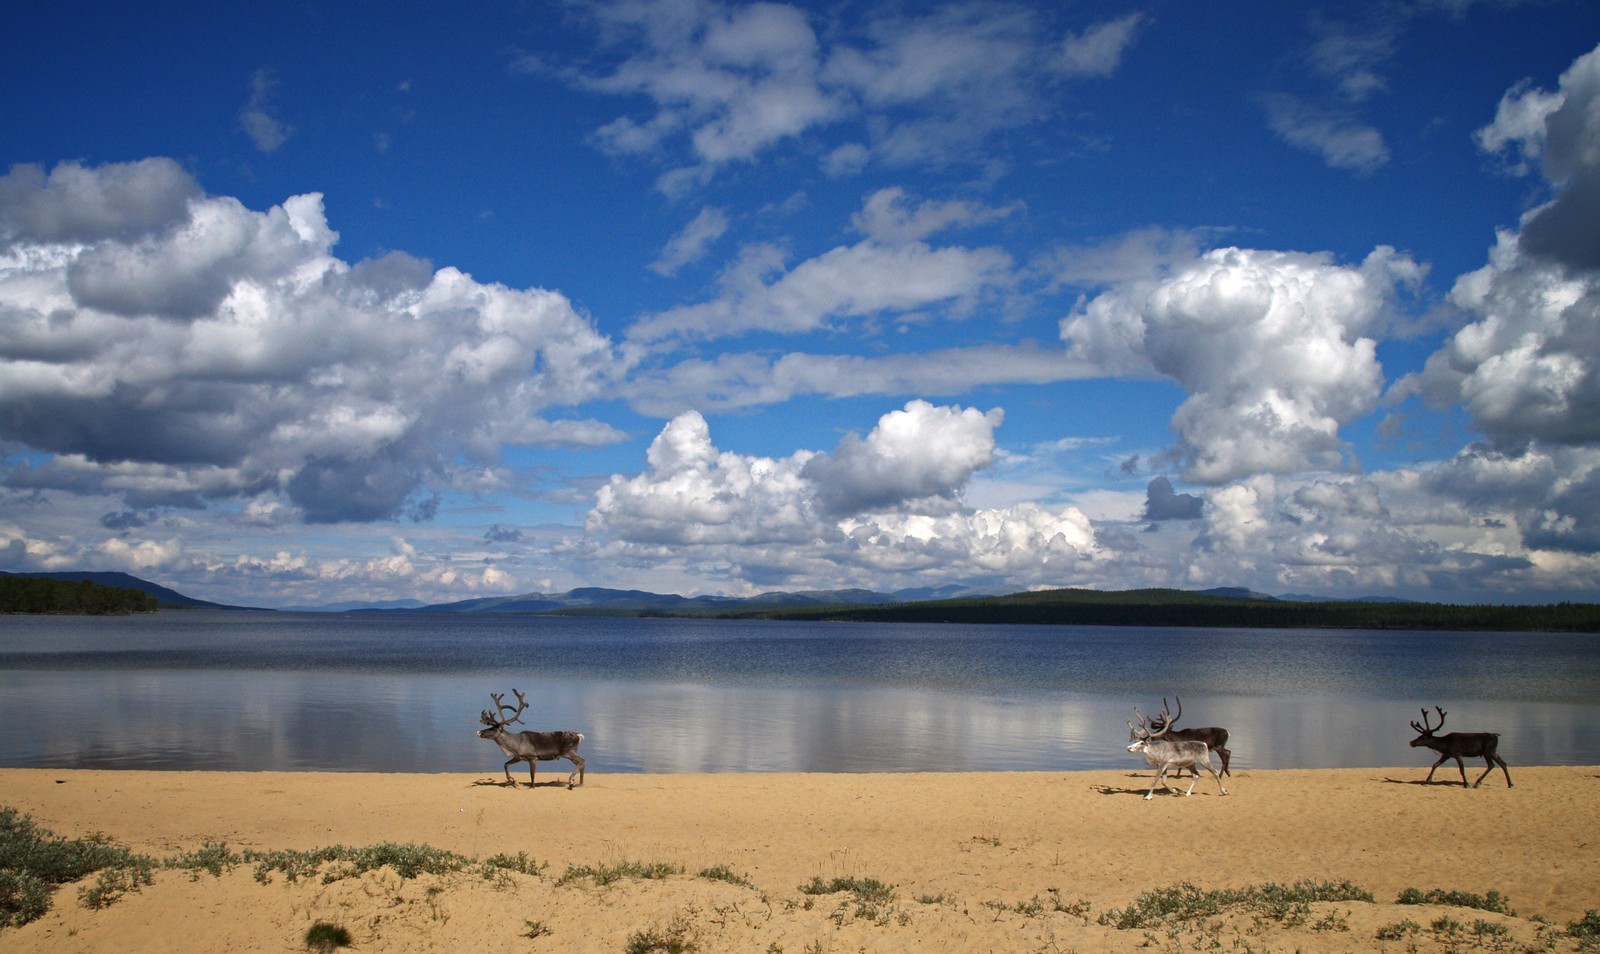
[4,1,1600,608]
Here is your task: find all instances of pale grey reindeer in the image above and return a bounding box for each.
[1133,695,1232,777]
[1127,700,1228,801]
[477,689,586,789]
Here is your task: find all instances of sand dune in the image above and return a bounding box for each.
[1,766,1594,952]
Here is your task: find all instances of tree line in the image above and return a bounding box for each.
[0,577,160,615]
[734,587,1600,633]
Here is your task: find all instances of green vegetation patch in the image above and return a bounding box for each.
[1396,886,1516,916]
[1100,879,1374,930]
[0,806,157,926]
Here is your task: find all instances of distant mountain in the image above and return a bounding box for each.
[404,583,997,615]
[285,598,430,613]
[1277,592,1417,604]
[1197,586,1280,601]
[0,571,260,610]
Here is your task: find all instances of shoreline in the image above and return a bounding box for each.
[2,766,1595,952]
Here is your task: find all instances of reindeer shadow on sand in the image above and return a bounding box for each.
[1094,771,1225,798]
[471,777,576,789]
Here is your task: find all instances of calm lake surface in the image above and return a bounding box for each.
[1,612,1595,774]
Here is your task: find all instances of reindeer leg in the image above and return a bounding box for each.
[567,753,585,789]
[1181,771,1199,796]
[1217,747,1231,777]
[1454,756,1469,788]
[502,758,518,786]
[1207,763,1227,796]
[529,759,538,787]
[1146,766,1167,800]
[1475,754,1512,789]
[1424,754,1449,784]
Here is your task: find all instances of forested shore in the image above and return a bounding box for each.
[0,577,159,615]
[733,587,1600,632]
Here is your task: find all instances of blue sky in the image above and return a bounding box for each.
[4,0,1600,607]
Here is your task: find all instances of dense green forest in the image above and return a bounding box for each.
[0,577,160,615]
[729,587,1600,632]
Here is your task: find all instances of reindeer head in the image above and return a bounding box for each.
[1409,706,1447,748]
[1126,701,1174,753]
[477,689,529,740]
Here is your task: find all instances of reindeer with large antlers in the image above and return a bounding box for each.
[1127,699,1228,801]
[1134,696,1232,777]
[1408,706,1512,788]
[477,689,586,789]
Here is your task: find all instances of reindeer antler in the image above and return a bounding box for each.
[1410,706,1447,734]
[486,689,531,728]
[1148,699,1173,739]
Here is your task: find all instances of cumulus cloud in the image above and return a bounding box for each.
[586,401,1099,589]
[0,159,624,524]
[0,157,199,246]
[1063,244,1423,483]
[1401,42,1600,448]
[802,400,1003,517]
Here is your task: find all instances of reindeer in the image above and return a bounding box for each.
[477,689,586,789]
[1145,697,1228,777]
[1132,697,1228,777]
[1408,706,1512,788]
[1127,701,1228,800]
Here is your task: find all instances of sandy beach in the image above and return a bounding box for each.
[1,765,1595,952]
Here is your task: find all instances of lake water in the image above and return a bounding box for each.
[0,611,1595,775]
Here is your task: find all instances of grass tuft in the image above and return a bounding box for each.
[558,859,684,886]
[625,913,696,953]
[303,921,352,951]
[697,864,754,888]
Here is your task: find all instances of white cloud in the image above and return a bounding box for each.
[1304,15,1398,103]
[1055,13,1145,78]
[576,0,841,176]
[628,227,1014,342]
[850,187,1020,244]
[802,400,1003,517]
[1402,42,1600,445]
[650,206,730,276]
[559,3,1145,185]
[240,68,293,152]
[586,401,1101,589]
[1063,244,1423,483]
[0,159,624,524]
[621,343,1095,416]
[1262,94,1390,174]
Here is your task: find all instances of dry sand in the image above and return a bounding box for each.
[1,766,1595,953]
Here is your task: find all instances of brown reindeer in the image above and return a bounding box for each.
[1408,706,1512,788]
[477,689,586,789]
